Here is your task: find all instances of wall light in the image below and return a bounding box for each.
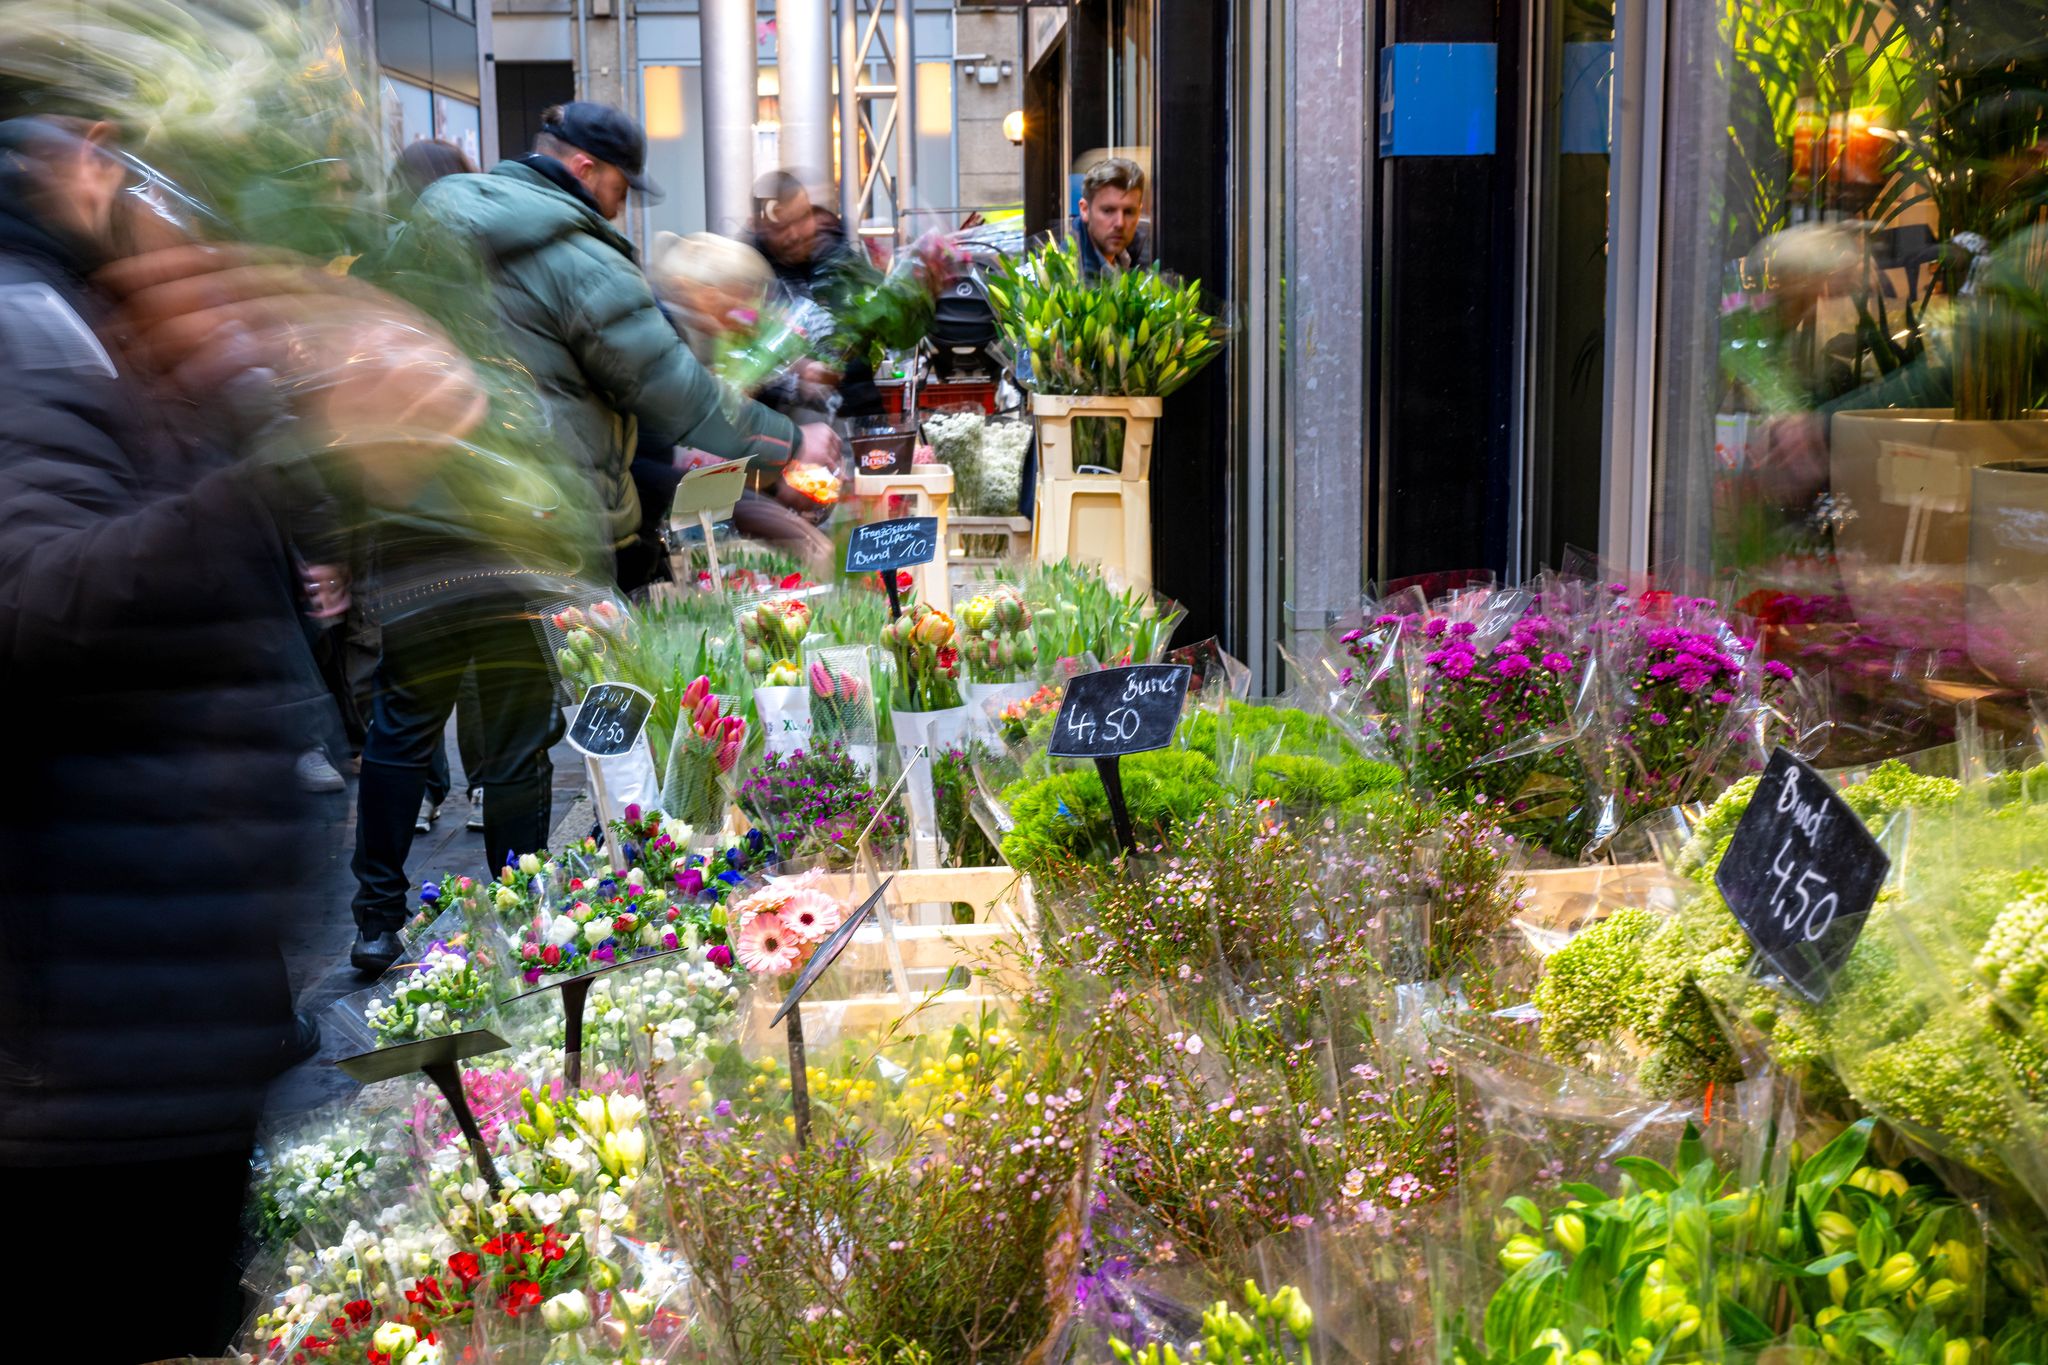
[1003,108,1025,145]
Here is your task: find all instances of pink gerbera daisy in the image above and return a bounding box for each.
[736,911,801,976]
[782,890,844,942]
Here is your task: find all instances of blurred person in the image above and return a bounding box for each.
[343,104,842,969]
[378,138,491,834]
[645,230,836,570]
[399,103,841,598]
[0,104,488,1361]
[747,168,887,419]
[1073,156,1152,276]
[394,135,475,203]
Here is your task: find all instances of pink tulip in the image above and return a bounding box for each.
[714,737,741,772]
[810,662,835,700]
[681,676,711,709]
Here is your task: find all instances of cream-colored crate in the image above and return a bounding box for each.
[1031,393,1160,589]
[803,865,1036,1034]
[852,467,955,616]
[1517,861,1672,938]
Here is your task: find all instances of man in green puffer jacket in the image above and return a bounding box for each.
[406,102,840,589]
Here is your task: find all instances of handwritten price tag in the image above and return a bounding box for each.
[1715,749,1891,1001]
[1048,664,1192,759]
[845,516,939,574]
[566,682,655,760]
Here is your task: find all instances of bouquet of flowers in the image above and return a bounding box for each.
[1344,595,1591,856]
[649,1015,1092,1363]
[1022,559,1184,667]
[1575,587,1793,839]
[727,872,855,981]
[738,742,904,869]
[957,583,1039,684]
[998,681,1063,746]
[880,602,964,711]
[662,676,747,831]
[511,865,680,984]
[738,596,813,685]
[989,240,1227,398]
[362,936,497,1045]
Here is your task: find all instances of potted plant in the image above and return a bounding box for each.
[989,241,1225,588]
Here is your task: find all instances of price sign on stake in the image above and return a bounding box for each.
[1048,663,1193,854]
[773,878,892,1149]
[1715,749,1892,1002]
[566,682,654,760]
[335,1029,512,1189]
[845,516,938,617]
[672,457,751,585]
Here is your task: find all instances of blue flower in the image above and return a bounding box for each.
[716,869,744,887]
[747,828,766,852]
[420,882,441,903]
[622,842,640,864]
[724,847,744,870]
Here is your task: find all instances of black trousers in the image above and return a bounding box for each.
[350,594,563,935]
[10,1149,251,1358]
[423,663,487,805]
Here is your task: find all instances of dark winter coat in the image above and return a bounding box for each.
[0,197,318,1165]
[411,158,799,549]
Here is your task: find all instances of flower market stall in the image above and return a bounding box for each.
[230,526,2048,1365]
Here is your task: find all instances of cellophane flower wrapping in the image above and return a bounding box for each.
[802,643,881,774]
[661,680,747,833]
[1024,805,1525,1364]
[641,977,1093,1364]
[737,739,907,871]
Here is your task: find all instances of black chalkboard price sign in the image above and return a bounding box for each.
[1047,663,1192,854]
[566,682,654,759]
[1715,749,1891,1002]
[845,516,939,616]
[772,879,891,1148]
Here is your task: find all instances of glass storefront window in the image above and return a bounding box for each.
[434,94,481,170]
[1655,0,2048,759]
[381,75,435,162]
[642,64,710,240]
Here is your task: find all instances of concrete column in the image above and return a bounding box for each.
[1284,0,1372,631]
[892,0,916,226]
[700,0,760,236]
[776,0,835,198]
[838,0,861,226]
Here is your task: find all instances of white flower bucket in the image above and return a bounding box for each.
[755,686,816,757]
[889,705,972,838]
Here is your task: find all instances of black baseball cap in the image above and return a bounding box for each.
[543,101,662,200]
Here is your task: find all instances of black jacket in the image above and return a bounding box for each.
[0,197,319,1164]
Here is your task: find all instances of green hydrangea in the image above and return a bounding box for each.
[1675,774,1761,878]
[999,748,1224,874]
[1534,907,1656,1060]
[1839,759,1962,823]
[1974,870,2048,1030]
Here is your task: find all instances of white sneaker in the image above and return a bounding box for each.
[416,796,443,832]
[466,788,485,832]
[295,749,346,793]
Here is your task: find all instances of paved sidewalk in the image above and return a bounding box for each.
[264,732,591,1118]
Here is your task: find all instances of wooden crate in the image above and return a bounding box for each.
[1517,861,1671,937]
[803,865,1036,1034]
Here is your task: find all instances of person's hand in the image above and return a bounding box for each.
[98,245,486,499]
[795,422,842,468]
[794,359,841,389]
[301,563,352,619]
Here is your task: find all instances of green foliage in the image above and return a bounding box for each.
[1536,765,2048,1196]
[999,748,1223,874]
[1459,1118,2048,1365]
[989,241,1226,398]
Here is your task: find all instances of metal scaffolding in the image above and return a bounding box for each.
[836,0,917,243]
